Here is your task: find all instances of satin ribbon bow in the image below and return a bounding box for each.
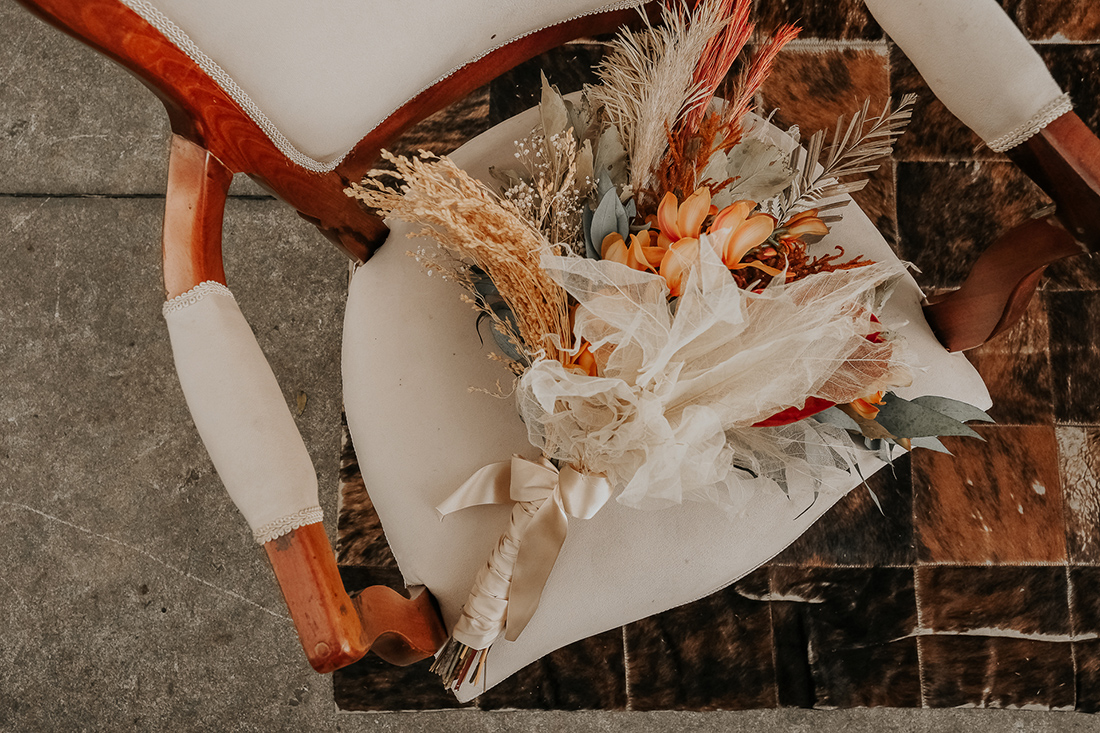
[437,456,612,642]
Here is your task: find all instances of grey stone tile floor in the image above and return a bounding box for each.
[2,2,1099,731]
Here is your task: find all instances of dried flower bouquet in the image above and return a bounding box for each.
[347,0,991,690]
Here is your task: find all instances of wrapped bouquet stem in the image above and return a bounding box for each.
[431,456,610,685]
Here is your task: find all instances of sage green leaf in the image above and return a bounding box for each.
[875,393,982,439]
[582,204,598,259]
[910,436,953,454]
[539,72,570,141]
[590,187,629,259]
[814,406,861,433]
[910,396,994,424]
[593,124,628,190]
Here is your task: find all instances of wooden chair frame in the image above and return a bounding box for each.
[12,0,1100,678]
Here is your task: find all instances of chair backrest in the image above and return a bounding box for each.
[19,0,652,260]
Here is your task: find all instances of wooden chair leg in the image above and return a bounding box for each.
[923,217,1084,352]
[354,585,449,666]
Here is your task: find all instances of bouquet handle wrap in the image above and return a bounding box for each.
[433,456,611,685]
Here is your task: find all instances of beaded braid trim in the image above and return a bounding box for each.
[253,506,325,544]
[162,281,234,317]
[987,93,1073,152]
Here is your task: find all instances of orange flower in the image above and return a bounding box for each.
[656,188,713,242]
[601,229,667,273]
[849,391,885,420]
[564,340,599,377]
[775,208,829,244]
[707,200,777,269]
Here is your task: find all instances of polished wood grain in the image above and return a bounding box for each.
[1007,111,1100,253]
[923,217,1085,352]
[353,586,448,667]
[15,0,655,262]
[162,135,232,298]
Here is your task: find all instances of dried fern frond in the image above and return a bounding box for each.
[777,94,918,219]
[347,151,572,364]
[589,1,729,196]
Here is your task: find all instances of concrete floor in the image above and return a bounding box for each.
[2,3,1099,731]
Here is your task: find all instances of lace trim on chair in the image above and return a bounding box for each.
[252,506,325,544]
[119,0,642,174]
[987,93,1073,152]
[120,0,339,173]
[162,281,235,317]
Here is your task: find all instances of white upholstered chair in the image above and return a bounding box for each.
[12,0,1099,699]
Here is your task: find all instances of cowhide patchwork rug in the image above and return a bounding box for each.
[336,1,1100,712]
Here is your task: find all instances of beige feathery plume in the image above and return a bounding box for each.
[589,1,731,195]
[347,151,572,364]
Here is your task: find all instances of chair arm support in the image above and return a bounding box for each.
[264,524,368,672]
[923,217,1084,352]
[1006,111,1100,253]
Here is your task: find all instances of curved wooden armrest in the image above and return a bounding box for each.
[923,217,1084,352]
[264,526,446,671]
[163,133,446,672]
[264,524,369,672]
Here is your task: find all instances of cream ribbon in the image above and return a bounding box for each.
[437,456,612,647]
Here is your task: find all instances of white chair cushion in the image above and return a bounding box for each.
[341,104,990,700]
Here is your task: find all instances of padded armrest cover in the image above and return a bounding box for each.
[164,282,322,544]
[863,0,1069,151]
[341,106,991,700]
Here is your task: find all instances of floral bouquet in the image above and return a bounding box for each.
[348,0,991,690]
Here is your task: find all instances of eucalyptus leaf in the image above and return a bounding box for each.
[582,204,598,260]
[539,72,570,141]
[596,170,615,200]
[875,393,982,440]
[909,396,994,424]
[593,124,629,191]
[813,406,861,433]
[910,436,953,454]
[589,187,629,259]
[846,406,897,441]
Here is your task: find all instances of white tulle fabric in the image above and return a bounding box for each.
[163,282,322,544]
[342,104,990,701]
[519,253,910,511]
[862,0,1069,150]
